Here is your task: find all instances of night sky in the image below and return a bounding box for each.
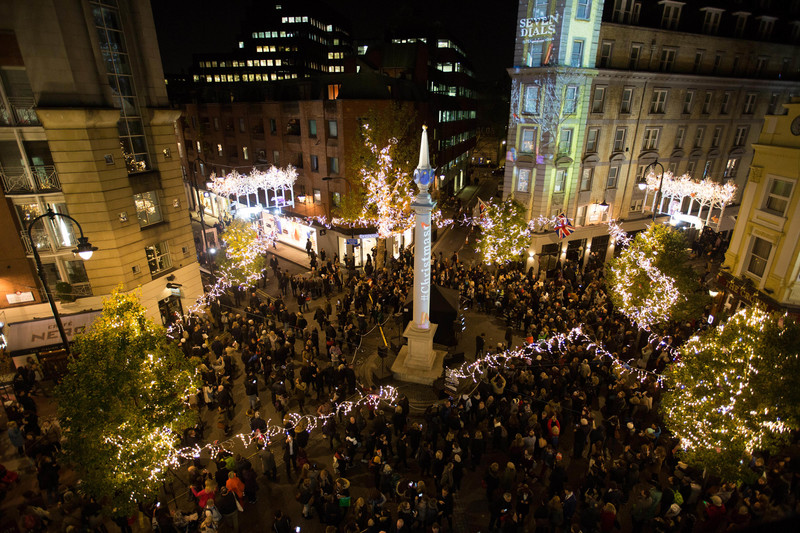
[150,0,518,83]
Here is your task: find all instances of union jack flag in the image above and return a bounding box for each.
[554,213,575,239]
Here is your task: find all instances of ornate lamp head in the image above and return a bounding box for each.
[414,125,435,192]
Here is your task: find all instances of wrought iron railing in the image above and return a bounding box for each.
[8,97,39,125]
[0,165,60,193]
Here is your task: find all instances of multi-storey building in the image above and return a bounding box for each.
[358,35,478,192]
[187,1,352,90]
[0,0,201,356]
[504,0,800,274]
[176,71,434,266]
[717,97,800,316]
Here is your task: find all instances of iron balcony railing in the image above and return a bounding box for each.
[0,165,60,194]
[7,97,40,125]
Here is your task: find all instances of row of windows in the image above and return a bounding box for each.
[439,130,476,150]
[514,156,743,200]
[429,81,475,98]
[597,40,797,78]
[201,142,341,175]
[250,30,296,39]
[196,72,299,83]
[655,2,785,40]
[438,109,477,123]
[436,62,474,77]
[520,122,750,159]
[436,39,465,55]
[523,83,774,120]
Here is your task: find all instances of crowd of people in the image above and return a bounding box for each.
[3,221,798,533]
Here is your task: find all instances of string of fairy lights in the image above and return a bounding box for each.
[662,306,792,455]
[446,326,666,386]
[606,220,681,331]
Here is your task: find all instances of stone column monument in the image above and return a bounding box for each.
[391,126,446,385]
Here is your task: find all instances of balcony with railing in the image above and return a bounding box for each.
[2,97,40,126]
[1,165,61,194]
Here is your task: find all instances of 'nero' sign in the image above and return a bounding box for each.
[519,14,559,42]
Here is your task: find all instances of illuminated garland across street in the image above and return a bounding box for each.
[447,327,665,386]
[143,387,399,473]
[606,221,681,330]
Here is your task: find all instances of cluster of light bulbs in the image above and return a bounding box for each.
[606,221,681,330]
[663,306,792,455]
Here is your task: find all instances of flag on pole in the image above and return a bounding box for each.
[554,213,575,239]
[478,198,487,221]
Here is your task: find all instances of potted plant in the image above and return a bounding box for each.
[55,281,77,303]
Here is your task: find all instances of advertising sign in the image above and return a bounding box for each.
[7,310,102,352]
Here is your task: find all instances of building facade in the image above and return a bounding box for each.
[189,1,352,87]
[0,0,201,355]
[504,0,800,274]
[717,98,800,316]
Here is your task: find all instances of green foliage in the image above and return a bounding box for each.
[56,289,198,515]
[660,307,800,482]
[55,281,77,303]
[218,219,266,288]
[343,102,418,222]
[478,198,529,264]
[606,224,709,326]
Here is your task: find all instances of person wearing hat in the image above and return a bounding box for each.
[703,495,726,530]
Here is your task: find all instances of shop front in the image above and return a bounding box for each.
[262,212,318,254]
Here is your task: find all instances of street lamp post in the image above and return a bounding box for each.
[638,159,666,221]
[25,208,97,356]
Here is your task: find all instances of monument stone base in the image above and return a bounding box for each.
[391,321,446,385]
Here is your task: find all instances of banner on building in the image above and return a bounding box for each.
[6,310,102,352]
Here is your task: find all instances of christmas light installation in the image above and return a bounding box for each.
[640,170,737,229]
[151,386,400,475]
[207,165,297,209]
[358,124,415,239]
[606,221,681,330]
[660,306,800,482]
[447,327,665,386]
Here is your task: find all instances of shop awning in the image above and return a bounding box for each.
[6,310,102,352]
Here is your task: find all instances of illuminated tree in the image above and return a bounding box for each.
[56,290,198,514]
[217,219,267,288]
[606,224,708,329]
[477,198,529,264]
[661,307,800,482]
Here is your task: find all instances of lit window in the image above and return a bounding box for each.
[554,169,567,193]
[520,127,537,154]
[607,165,619,189]
[243,146,249,160]
[650,89,668,113]
[746,237,771,278]
[620,87,633,113]
[643,128,660,150]
[675,126,686,149]
[585,128,599,152]
[576,0,592,20]
[591,86,605,113]
[145,241,172,274]
[763,178,793,216]
[517,168,531,193]
[613,127,626,151]
[580,167,593,191]
[733,125,748,146]
[328,120,338,138]
[564,85,578,114]
[523,85,539,114]
[217,144,223,156]
[134,191,163,227]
